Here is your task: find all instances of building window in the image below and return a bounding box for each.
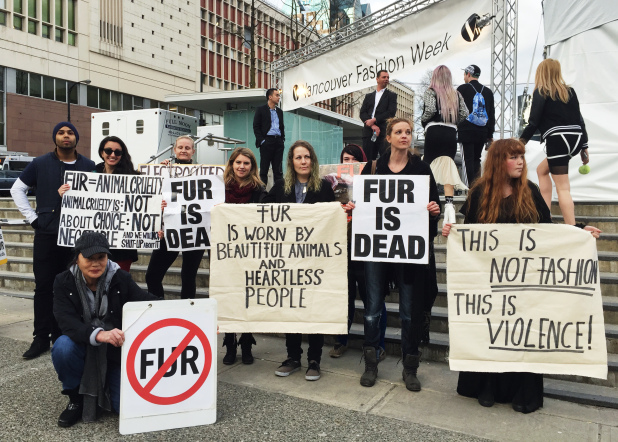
[43,76,54,99]
[0,66,4,146]
[54,0,62,26]
[55,78,66,102]
[29,73,41,97]
[87,85,98,107]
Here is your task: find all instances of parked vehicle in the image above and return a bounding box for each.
[0,170,22,196]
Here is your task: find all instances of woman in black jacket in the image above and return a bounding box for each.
[221,147,266,365]
[263,140,336,381]
[51,232,157,427]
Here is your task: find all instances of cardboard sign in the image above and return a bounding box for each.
[0,227,7,265]
[210,203,348,334]
[351,175,430,264]
[58,172,163,249]
[447,224,608,379]
[319,163,366,204]
[120,299,217,434]
[162,175,225,251]
[138,164,225,177]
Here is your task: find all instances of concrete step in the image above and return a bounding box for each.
[544,377,618,409]
[0,198,35,208]
[0,208,28,219]
[551,202,618,217]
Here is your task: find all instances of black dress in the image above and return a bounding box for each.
[455,180,552,413]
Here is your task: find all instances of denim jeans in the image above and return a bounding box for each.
[363,261,424,356]
[51,335,121,413]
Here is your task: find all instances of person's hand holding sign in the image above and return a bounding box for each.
[427,201,440,216]
[58,183,70,197]
[96,328,125,347]
[442,223,453,237]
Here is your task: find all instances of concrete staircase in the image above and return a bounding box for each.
[1,196,617,408]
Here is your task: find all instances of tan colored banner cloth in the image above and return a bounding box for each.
[210,202,348,334]
[447,224,607,379]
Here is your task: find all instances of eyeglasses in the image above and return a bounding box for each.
[103,148,123,156]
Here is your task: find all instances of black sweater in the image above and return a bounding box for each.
[262,178,335,204]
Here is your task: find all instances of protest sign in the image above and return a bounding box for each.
[210,203,348,334]
[58,172,163,248]
[162,175,225,251]
[0,227,7,265]
[447,224,608,379]
[319,163,366,204]
[138,164,224,177]
[351,175,429,264]
[120,299,217,434]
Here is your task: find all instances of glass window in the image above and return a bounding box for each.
[68,31,75,45]
[136,119,144,134]
[29,73,41,97]
[16,70,28,95]
[0,0,5,8]
[122,94,132,110]
[99,89,110,110]
[42,0,50,22]
[69,82,78,104]
[27,18,35,33]
[55,28,63,42]
[43,76,54,100]
[55,0,62,26]
[14,0,22,14]
[111,91,120,111]
[133,96,143,109]
[0,12,6,26]
[42,23,50,37]
[67,0,75,30]
[14,14,22,30]
[28,0,35,17]
[55,78,66,102]
[86,85,98,107]
[102,122,109,136]
[0,67,3,91]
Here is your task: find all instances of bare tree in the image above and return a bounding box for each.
[413,69,433,141]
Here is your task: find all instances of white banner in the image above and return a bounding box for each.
[0,227,6,265]
[162,175,225,251]
[138,164,225,177]
[351,175,429,264]
[58,172,163,249]
[447,224,608,379]
[210,203,348,334]
[281,0,492,111]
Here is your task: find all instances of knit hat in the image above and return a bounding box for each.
[74,232,111,258]
[52,121,80,145]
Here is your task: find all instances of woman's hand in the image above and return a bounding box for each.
[161,200,167,211]
[157,230,164,239]
[58,184,70,197]
[95,328,125,347]
[427,201,440,216]
[442,223,452,237]
[161,159,171,166]
[584,225,601,239]
[342,201,355,215]
[580,148,589,165]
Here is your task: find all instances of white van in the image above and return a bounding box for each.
[0,154,34,171]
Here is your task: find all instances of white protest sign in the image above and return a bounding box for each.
[162,175,225,251]
[210,203,348,334]
[138,164,225,177]
[447,224,608,379]
[120,299,217,434]
[0,227,7,265]
[58,172,163,249]
[351,175,429,264]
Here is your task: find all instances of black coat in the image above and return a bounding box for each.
[262,178,335,204]
[359,89,398,138]
[253,104,285,148]
[53,268,158,363]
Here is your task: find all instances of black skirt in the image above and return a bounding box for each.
[423,124,457,165]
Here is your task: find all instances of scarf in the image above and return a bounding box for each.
[73,261,113,422]
[226,180,255,204]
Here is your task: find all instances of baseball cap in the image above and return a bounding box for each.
[463,65,481,77]
[74,231,111,258]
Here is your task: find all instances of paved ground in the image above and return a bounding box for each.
[1,295,617,441]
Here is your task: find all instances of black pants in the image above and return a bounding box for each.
[259,137,284,184]
[460,131,488,187]
[33,233,73,340]
[362,133,387,161]
[145,238,205,299]
[285,333,324,364]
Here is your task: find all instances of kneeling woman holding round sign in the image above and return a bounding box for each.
[51,232,158,427]
[262,140,336,381]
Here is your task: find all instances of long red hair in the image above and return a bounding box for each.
[470,138,539,223]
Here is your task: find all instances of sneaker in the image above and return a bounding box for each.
[275,358,301,377]
[23,337,50,359]
[305,360,321,381]
[329,343,347,358]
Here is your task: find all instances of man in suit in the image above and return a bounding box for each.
[359,70,398,160]
[253,88,285,185]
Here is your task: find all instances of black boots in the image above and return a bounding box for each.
[402,352,422,391]
[58,389,83,427]
[360,346,379,387]
[223,333,256,365]
[22,336,50,359]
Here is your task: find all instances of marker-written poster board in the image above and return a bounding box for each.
[0,227,7,265]
[120,299,217,434]
[351,175,429,264]
[447,224,608,379]
[58,172,163,249]
[162,175,225,251]
[210,203,348,334]
[138,164,225,177]
[319,163,366,204]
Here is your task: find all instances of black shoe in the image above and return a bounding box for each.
[222,334,237,365]
[23,337,50,359]
[478,378,495,408]
[58,392,83,428]
[239,333,256,365]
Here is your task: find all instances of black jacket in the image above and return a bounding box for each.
[262,178,335,204]
[359,89,398,138]
[253,104,285,148]
[53,268,158,363]
[457,80,496,139]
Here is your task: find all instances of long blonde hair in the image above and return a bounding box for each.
[283,141,322,194]
[223,147,264,189]
[534,58,571,103]
[429,65,459,124]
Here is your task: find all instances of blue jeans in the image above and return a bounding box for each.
[363,261,423,356]
[51,335,121,413]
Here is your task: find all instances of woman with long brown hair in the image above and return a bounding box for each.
[442,138,600,413]
[520,58,589,226]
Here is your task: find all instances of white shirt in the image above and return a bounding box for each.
[371,89,386,119]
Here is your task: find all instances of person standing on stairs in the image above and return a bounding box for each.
[221,148,266,365]
[11,122,95,360]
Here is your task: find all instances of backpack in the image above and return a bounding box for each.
[466,83,488,126]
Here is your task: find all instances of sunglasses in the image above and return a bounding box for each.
[103,148,123,156]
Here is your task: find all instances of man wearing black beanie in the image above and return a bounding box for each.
[11,122,95,359]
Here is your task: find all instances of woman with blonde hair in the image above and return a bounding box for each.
[520,58,589,226]
[221,147,266,365]
[421,65,469,225]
